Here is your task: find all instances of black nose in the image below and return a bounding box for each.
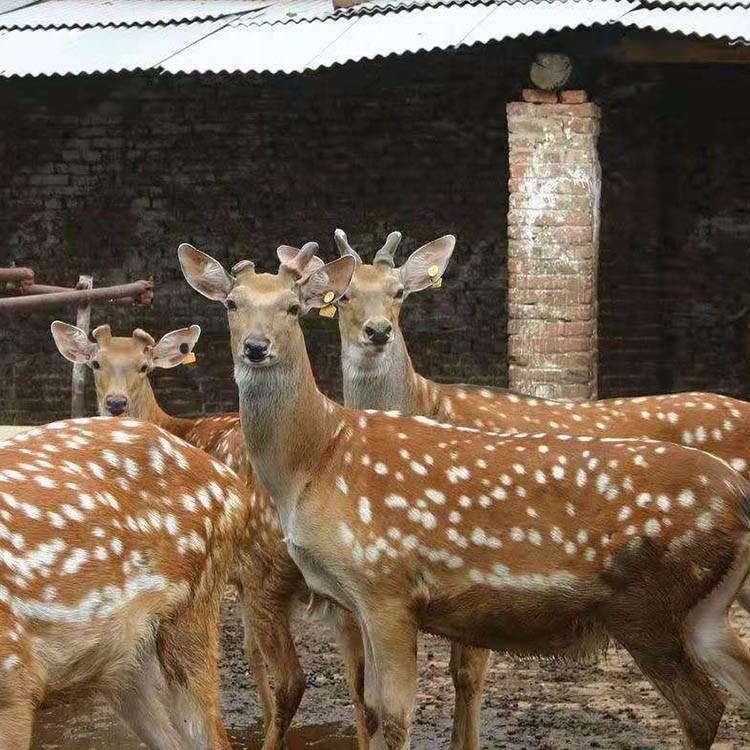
[105,395,128,416]
[243,338,270,362]
[365,322,392,345]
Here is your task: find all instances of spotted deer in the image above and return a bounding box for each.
[335,227,750,746]
[181,239,750,750]
[0,416,250,750]
[50,283,372,749]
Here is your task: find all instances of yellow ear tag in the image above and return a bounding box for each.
[319,305,337,318]
[183,351,197,365]
[323,291,336,304]
[431,276,443,289]
[427,264,440,278]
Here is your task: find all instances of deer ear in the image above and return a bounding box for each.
[51,321,97,364]
[297,256,355,310]
[178,243,233,302]
[399,235,455,295]
[151,325,201,369]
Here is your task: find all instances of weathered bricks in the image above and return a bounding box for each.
[506,94,601,400]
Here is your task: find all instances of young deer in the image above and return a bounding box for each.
[181,239,750,750]
[335,227,750,746]
[0,416,249,750]
[51,285,371,750]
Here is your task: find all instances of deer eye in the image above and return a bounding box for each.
[140,364,148,373]
[394,288,404,300]
[337,295,350,305]
[91,360,100,370]
[288,303,301,316]
[226,299,237,312]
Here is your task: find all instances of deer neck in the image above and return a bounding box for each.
[342,328,425,415]
[129,380,194,438]
[236,342,341,528]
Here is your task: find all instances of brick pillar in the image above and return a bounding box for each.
[506,93,601,400]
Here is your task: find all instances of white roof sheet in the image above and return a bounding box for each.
[621,5,750,43]
[0,0,266,30]
[0,0,748,78]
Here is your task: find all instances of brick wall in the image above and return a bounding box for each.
[2,32,749,424]
[0,45,524,424]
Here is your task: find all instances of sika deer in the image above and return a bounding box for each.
[0,417,249,750]
[336,229,488,750]
[50,286,371,749]
[181,240,750,750]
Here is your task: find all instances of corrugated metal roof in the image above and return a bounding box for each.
[621,5,750,42]
[0,0,748,78]
[0,0,267,30]
[170,0,638,75]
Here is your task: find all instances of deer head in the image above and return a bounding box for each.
[178,242,354,377]
[334,229,455,369]
[51,321,200,417]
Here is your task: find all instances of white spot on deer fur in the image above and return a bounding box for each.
[336,476,349,494]
[564,541,576,555]
[528,529,542,546]
[411,461,428,476]
[552,465,565,480]
[550,527,564,543]
[596,474,610,495]
[644,519,661,537]
[636,493,652,508]
[618,506,632,522]
[374,461,389,475]
[678,489,696,508]
[510,527,525,542]
[696,512,714,531]
[527,506,538,518]
[459,495,472,508]
[62,548,89,575]
[359,497,372,524]
[3,654,20,672]
[656,495,671,513]
[565,502,575,517]
[34,476,57,489]
[534,470,546,484]
[421,512,437,530]
[181,495,197,513]
[447,466,469,483]
[61,504,85,522]
[584,547,596,562]
[512,464,525,475]
[385,494,408,509]
[449,511,461,524]
[682,430,693,445]
[425,489,445,504]
[576,469,587,487]
[731,458,747,472]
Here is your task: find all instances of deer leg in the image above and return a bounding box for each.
[332,609,372,749]
[114,651,189,750]
[0,674,33,750]
[362,610,418,750]
[236,580,274,731]
[448,642,490,750]
[119,612,230,750]
[617,630,724,750]
[251,594,305,749]
[686,539,750,706]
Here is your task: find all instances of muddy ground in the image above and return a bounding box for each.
[33,589,750,749]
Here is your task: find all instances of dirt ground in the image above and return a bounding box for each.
[32,589,750,749]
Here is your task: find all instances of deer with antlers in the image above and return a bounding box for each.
[0,416,250,750]
[180,238,750,750]
[50,264,372,750]
[333,227,750,746]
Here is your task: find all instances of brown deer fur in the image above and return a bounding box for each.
[0,418,249,750]
[335,229,750,747]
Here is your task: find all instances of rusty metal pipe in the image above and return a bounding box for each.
[0,280,153,312]
[0,268,34,283]
[5,283,139,306]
